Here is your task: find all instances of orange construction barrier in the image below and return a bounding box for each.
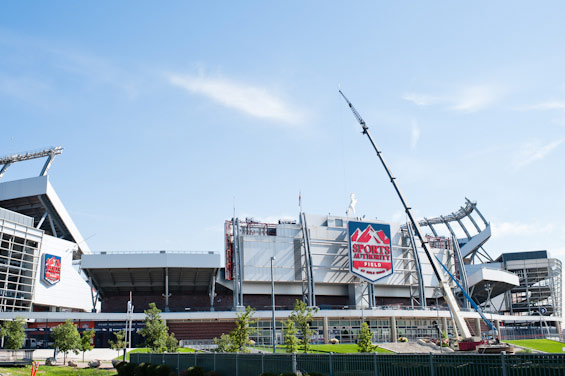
[30,361,39,376]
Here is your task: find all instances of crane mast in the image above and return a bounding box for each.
[339,90,473,339]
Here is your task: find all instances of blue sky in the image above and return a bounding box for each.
[0,2,564,268]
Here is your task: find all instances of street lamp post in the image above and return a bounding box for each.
[271,256,277,353]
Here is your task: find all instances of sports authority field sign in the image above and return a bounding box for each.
[348,221,393,283]
[41,253,61,285]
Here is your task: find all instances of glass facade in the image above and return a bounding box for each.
[250,317,454,345]
[0,218,42,311]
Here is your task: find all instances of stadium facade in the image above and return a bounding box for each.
[0,147,562,348]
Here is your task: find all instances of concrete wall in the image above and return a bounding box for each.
[33,235,93,311]
[240,214,456,300]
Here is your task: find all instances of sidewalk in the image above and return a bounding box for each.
[33,348,125,361]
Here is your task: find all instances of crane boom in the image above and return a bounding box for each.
[339,90,473,339]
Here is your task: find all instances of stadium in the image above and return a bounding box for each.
[0,147,562,348]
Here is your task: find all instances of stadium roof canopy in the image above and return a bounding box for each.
[0,175,91,256]
[81,251,224,297]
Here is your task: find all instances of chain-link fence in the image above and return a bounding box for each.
[131,352,565,376]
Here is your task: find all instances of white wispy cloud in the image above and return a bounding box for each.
[410,120,421,149]
[0,75,51,107]
[492,221,556,237]
[402,93,442,107]
[403,84,501,112]
[522,101,565,111]
[0,31,140,101]
[449,85,499,112]
[168,74,302,125]
[514,138,564,169]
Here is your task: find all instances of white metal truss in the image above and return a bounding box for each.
[0,146,63,180]
[299,213,316,307]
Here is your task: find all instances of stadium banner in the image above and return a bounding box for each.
[41,253,62,285]
[348,221,393,283]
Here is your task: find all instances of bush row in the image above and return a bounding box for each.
[115,361,324,376]
[116,361,174,376]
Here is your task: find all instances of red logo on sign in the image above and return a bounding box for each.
[43,254,61,285]
[349,223,393,282]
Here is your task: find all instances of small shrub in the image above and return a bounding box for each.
[329,338,339,344]
[156,364,172,376]
[134,363,150,376]
[115,361,127,370]
[118,362,137,376]
[148,364,159,376]
[187,366,205,376]
[398,337,408,343]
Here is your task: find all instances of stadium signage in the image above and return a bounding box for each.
[42,253,61,285]
[348,221,393,283]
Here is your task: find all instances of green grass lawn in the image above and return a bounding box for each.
[0,366,115,376]
[505,339,565,353]
[255,344,393,354]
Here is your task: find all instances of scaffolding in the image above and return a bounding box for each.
[504,256,562,318]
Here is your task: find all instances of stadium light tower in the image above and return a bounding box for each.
[271,256,276,353]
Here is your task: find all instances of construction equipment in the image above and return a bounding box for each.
[339,90,478,343]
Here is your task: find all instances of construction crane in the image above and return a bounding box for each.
[338,90,474,340]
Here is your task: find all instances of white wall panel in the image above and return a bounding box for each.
[33,235,92,311]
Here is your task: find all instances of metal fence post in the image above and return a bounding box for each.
[149,353,152,364]
[236,353,239,376]
[213,352,216,371]
[501,352,508,376]
[177,353,180,373]
[261,352,264,374]
[195,352,198,367]
[292,353,297,374]
[373,352,378,376]
[429,353,434,376]
[329,353,333,376]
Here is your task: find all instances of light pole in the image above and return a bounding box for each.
[270,256,277,353]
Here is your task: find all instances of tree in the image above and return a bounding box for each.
[212,306,257,353]
[52,320,81,364]
[80,329,95,361]
[229,306,257,352]
[138,303,169,352]
[108,330,127,359]
[288,300,318,353]
[283,319,299,353]
[0,317,26,350]
[213,333,233,352]
[357,322,375,353]
[165,332,179,352]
